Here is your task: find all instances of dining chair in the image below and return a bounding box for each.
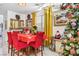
[7,32,13,56]
[12,32,29,56]
[24,28,29,32]
[36,32,45,49]
[30,36,43,56]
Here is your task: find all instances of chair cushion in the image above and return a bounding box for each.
[7,32,13,45]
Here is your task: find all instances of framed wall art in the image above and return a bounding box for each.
[19,20,24,28]
[54,10,68,26]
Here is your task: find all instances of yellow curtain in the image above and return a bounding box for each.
[32,12,36,26]
[44,6,52,46]
[44,8,48,45]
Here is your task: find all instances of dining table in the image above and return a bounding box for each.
[17,32,48,55]
[18,32,48,45]
[18,33,37,44]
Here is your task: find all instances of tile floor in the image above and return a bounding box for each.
[0,36,61,56]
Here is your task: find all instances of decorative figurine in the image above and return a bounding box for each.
[26,14,32,28]
[70,19,77,29]
[55,31,61,39]
[15,14,20,20]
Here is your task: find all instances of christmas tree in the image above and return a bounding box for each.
[61,3,79,56]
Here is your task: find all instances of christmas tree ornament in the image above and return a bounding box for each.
[75,4,79,8]
[65,3,73,9]
[70,48,76,55]
[70,19,77,29]
[69,36,75,42]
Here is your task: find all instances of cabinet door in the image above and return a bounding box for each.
[10,19,15,29]
[14,20,19,29]
[55,40,63,53]
[10,19,19,29]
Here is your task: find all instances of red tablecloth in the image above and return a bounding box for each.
[18,33,48,49]
[18,33,48,44]
[18,34,37,44]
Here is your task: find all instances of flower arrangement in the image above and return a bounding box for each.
[31,25,37,34]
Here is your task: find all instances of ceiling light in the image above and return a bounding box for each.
[18,3,26,7]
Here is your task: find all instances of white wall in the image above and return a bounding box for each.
[53,10,66,36]
[0,15,3,36]
[36,10,66,37]
[0,10,8,42]
[7,10,26,31]
[4,10,26,42]
[0,15,3,24]
[36,10,44,31]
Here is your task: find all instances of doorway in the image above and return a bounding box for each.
[0,15,3,55]
[0,23,3,37]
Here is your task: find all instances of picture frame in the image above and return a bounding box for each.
[54,10,68,26]
[26,19,32,29]
[19,20,24,28]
